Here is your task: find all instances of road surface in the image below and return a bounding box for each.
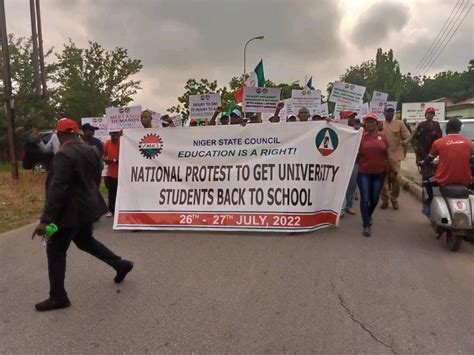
[1,192,473,354]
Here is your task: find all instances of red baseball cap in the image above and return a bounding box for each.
[56,118,79,133]
[425,107,436,114]
[342,110,356,119]
[363,113,379,122]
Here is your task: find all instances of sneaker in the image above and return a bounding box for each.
[363,227,371,237]
[105,212,113,218]
[114,260,134,283]
[35,298,71,312]
[345,208,356,215]
[391,200,399,210]
[380,202,389,209]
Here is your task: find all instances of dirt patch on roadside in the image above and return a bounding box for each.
[0,171,46,234]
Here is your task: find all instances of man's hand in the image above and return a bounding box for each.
[162,114,173,123]
[32,222,47,240]
[31,129,40,142]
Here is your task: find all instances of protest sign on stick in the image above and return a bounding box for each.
[372,90,388,102]
[106,105,142,132]
[81,117,109,142]
[243,87,281,113]
[291,89,321,114]
[189,93,221,118]
[369,101,397,121]
[329,81,366,107]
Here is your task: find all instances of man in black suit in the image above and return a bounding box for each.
[32,118,133,312]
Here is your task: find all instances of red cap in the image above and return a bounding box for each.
[342,110,356,119]
[425,107,435,114]
[363,113,378,122]
[56,118,79,133]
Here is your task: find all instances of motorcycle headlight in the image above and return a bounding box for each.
[452,212,469,228]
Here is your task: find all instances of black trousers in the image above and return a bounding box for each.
[46,224,122,300]
[104,177,118,214]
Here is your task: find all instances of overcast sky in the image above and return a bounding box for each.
[5,0,474,113]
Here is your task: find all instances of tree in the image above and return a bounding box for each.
[340,49,403,103]
[0,35,56,158]
[53,40,143,120]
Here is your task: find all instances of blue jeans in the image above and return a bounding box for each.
[357,172,385,228]
[345,163,359,209]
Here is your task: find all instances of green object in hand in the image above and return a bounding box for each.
[45,223,58,238]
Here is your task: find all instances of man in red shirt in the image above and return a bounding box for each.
[423,118,474,215]
[103,131,120,217]
[427,118,473,186]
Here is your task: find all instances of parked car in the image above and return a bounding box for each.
[439,118,474,140]
[22,130,54,173]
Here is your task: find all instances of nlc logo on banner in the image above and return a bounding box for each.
[114,123,362,233]
[316,128,338,156]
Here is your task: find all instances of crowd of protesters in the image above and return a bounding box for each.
[30,101,470,311]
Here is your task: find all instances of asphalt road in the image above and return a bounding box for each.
[1,192,473,354]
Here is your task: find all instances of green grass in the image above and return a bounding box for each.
[0,162,11,172]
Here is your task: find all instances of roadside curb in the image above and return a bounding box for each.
[401,175,423,202]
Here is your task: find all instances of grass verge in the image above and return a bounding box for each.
[0,166,109,234]
[0,169,46,234]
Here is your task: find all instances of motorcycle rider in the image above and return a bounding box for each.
[422,118,474,214]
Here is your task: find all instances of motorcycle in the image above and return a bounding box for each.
[420,159,474,252]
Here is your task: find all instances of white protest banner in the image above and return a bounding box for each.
[243,87,281,113]
[315,102,329,117]
[114,123,362,232]
[189,93,221,118]
[359,102,369,117]
[291,89,321,114]
[334,102,362,118]
[402,102,446,123]
[106,105,142,132]
[369,101,397,121]
[372,90,388,102]
[171,115,183,127]
[329,81,366,106]
[81,117,109,142]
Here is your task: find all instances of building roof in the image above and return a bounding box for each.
[449,97,474,108]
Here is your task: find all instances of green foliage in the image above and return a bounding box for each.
[53,40,143,119]
[340,48,473,107]
[0,36,143,159]
[340,49,403,103]
[0,35,56,149]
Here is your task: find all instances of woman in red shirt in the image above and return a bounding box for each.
[358,113,389,237]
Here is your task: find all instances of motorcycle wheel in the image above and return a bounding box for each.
[446,230,461,252]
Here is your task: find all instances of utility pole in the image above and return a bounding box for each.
[0,0,46,180]
[0,0,18,179]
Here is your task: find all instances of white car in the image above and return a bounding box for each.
[438,118,474,140]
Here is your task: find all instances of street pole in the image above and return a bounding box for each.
[0,0,19,179]
[243,35,264,118]
[35,0,46,94]
[29,0,41,95]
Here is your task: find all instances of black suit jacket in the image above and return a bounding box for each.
[41,139,108,228]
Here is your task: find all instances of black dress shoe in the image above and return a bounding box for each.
[114,260,134,283]
[35,298,71,312]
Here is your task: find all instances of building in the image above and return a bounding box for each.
[431,97,474,119]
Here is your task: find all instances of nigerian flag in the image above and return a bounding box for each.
[305,76,315,90]
[245,59,265,87]
[235,59,265,103]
